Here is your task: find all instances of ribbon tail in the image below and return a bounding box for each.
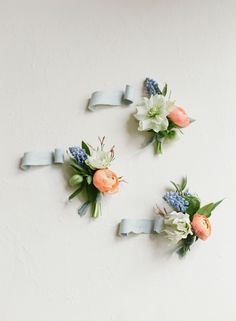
[20,148,64,170]
[88,85,135,111]
[119,217,164,237]
[78,201,91,217]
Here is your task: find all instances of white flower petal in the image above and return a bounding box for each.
[155,94,164,106]
[159,117,169,130]
[163,211,192,243]
[134,106,148,121]
[134,94,174,134]
[148,96,154,107]
[138,119,153,131]
[166,100,175,112]
[86,150,112,169]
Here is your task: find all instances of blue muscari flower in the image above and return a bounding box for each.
[69,147,88,165]
[163,191,189,213]
[184,191,192,197]
[144,78,162,97]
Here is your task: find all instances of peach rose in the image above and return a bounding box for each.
[168,106,190,127]
[93,169,119,193]
[191,214,211,240]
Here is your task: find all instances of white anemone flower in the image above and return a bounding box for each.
[134,95,175,133]
[85,150,113,170]
[163,211,193,243]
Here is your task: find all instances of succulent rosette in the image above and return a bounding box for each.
[157,177,223,257]
[68,137,122,218]
[134,78,193,155]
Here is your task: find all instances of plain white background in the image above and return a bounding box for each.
[0,0,236,320]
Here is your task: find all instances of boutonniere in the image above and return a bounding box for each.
[159,177,223,256]
[68,137,123,218]
[134,78,194,154]
[119,178,223,257]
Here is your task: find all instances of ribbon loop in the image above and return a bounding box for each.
[123,85,135,104]
[20,148,64,170]
[88,85,135,111]
[119,217,164,236]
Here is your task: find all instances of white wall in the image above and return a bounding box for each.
[0,0,235,320]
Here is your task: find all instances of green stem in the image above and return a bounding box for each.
[91,193,102,218]
[155,140,163,155]
[92,200,102,218]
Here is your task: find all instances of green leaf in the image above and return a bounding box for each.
[180,177,188,192]
[162,83,167,96]
[176,234,196,258]
[70,159,86,172]
[86,183,99,203]
[170,181,180,192]
[166,130,177,140]
[198,199,224,217]
[71,159,94,175]
[69,165,85,175]
[158,130,168,138]
[211,199,224,211]
[69,174,83,187]
[68,185,84,200]
[170,177,187,194]
[185,196,201,218]
[86,175,92,184]
[167,120,178,130]
[81,141,91,156]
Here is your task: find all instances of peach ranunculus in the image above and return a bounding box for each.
[191,213,211,240]
[168,106,190,128]
[93,169,119,193]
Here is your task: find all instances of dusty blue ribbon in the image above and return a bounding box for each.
[88,85,135,111]
[21,148,64,170]
[119,217,164,236]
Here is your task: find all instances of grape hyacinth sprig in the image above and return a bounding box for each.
[144,78,162,96]
[68,147,88,165]
[163,191,189,213]
[134,77,194,155]
[68,137,123,218]
[156,177,223,257]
